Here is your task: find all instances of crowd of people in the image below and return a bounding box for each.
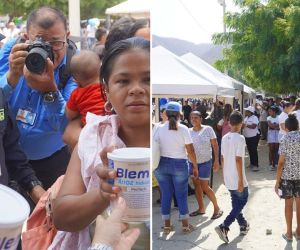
[0,6,150,250]
[153,94,300,243]
[1,4,300,249]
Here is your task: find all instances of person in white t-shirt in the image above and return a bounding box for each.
[215,111,249,243]
[154,101,198,234]
[87,23,97,49]
[259,102,269,140]
[278,101,293,142]
[242,106,260,171]
[153,108,168,205]
[267,106,280,171]
[293,98,300,126]
[188,111,223,220]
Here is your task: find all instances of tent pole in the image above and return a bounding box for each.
[155,97,159,123]
[241,91,244,114]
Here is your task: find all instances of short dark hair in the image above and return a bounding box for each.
[285,114,299,131]
[104,17,135,50]
[129,19,149,37]
[229,111,243,126]
[27,6,67,32]
[95,28,107,41]
[282,101,292,109]
[190,111,202,118]
[100,37,150,86]
[269,105,278,112]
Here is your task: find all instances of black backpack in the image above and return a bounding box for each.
[57,38,77,90]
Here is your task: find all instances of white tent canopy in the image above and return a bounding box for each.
[244,84,256,98]
[180,53,235,97]
[105,0,150,18]
[152,46,218,97]
[181,52,244,91]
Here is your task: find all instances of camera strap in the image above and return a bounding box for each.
[58,39,77,90]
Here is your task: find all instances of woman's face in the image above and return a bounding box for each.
[190,114,202,127]
[106,48,150,127]
[285,105,293,114]
[268,109,275,116]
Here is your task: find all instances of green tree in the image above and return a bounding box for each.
[213,0,300,93]
[0,0,25,20]
[80,0,123,20]
[0,0,123,22]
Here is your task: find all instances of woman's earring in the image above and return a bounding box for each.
[104,101,114,113]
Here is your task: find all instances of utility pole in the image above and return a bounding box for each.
[68,0,81,49]
[218,0,228,75]
[218,0,226,34]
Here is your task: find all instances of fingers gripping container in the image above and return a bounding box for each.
[0,184,30,250]
[107,148,150,222]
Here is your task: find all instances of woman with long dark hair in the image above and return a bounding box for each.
[217,104,233,138]
[51,37,150,249]
[189,111,223,219]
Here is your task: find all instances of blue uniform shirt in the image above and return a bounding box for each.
[0,39,77,160]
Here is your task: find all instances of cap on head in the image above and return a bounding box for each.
[244,106,255,113]
[166,101,182,113]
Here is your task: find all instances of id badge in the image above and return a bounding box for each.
[16,108,36,125]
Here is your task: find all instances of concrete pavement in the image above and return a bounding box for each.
[152,140,300,250]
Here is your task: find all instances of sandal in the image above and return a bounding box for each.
[161,225,174,235]
[182,224,196,234]
[189,210,205,217]
[293,232,300,241]
[211,210,224,220]
[282,233,293,242]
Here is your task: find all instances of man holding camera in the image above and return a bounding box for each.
[0,7,77,189]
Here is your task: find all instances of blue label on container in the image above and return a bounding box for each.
[108,159,115,185]
[0,235,20,250]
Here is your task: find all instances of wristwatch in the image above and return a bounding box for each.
[43,91,58,103]
[87,243,113,250]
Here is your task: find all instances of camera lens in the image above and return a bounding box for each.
[25,47,48,74]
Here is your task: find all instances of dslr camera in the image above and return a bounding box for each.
[24,37,54,74]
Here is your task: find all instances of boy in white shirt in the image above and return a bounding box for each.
[215,111,249,243]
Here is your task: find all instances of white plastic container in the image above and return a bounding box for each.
[107,147,150,222]
[0,184,30,250]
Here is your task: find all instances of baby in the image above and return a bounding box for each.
[64,50,106,150]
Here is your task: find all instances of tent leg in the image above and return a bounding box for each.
[241,91,244,114]
[155,97,159,123]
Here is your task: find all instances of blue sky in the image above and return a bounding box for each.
[152,0,240,44]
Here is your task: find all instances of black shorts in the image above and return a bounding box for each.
[280,179,300,199]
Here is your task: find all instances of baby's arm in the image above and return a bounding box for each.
[65,90,80,120]
[65,106,80,120]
